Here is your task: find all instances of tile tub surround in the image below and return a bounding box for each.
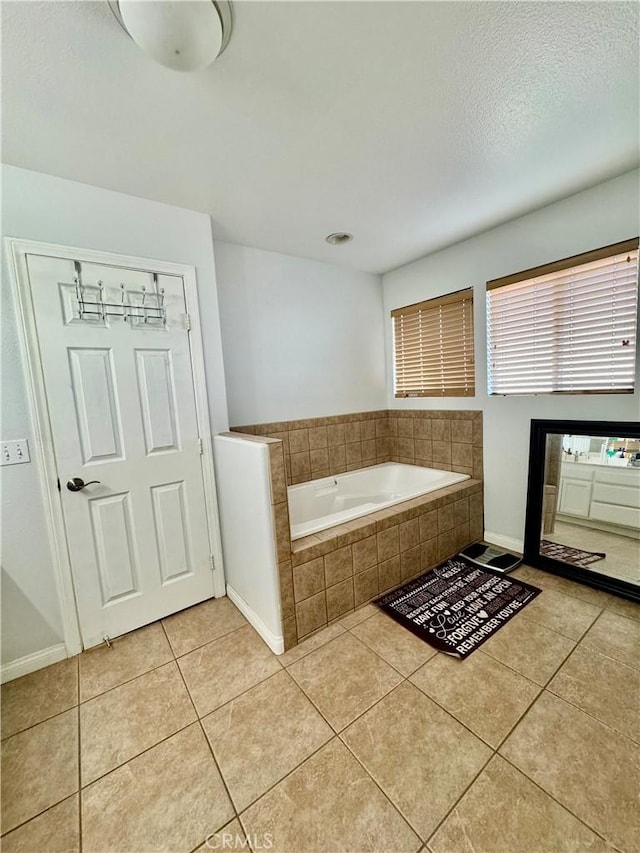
[232,409,483,484]
[290,478,483,643]
[225,414,483,650]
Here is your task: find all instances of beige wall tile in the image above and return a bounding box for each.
[419,509,438,542]
[326,578,355,621]
[437,503,454,533]
[296,592,328,639]
[414,418,432,439]
[454,497,470,526]
[354,567,379,607]
[290,451,311,481]
[309,447,329,472]
[451,419,473,444]
[432,419,451,442]
[293,557,325,602]
[399,518,419,553]
[308,426,328,449]
[375,418,390,438]
[397,437,415,458]
[268,443,287,504]
[278,561,295,620]
[437,530,458,561]
[282,616,298,651]
[401,546,421,581]
[289,429,310,454]
[345,442,362,465]
[327,424,346,446]
[273,502,292,563]
[378,556,401,593]
[324,545,353,587]
[421,537,439,569]
[377,526,400,561]
[344,421,361,443]
[360,420,376,440]
[415,439,432,462]
[432,440,452,465]
[362,438,377,460]
[328,444,346,470]
[353,535,378,572]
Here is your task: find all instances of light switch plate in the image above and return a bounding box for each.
[1,439,31,466]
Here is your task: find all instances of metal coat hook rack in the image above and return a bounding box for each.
[73,261,166,325]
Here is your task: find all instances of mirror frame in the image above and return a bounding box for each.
[524,418,640,602]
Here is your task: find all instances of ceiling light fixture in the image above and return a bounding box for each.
[108,1,233,72]
[325,233,353,245]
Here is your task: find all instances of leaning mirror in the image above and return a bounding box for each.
[524,419,640,601]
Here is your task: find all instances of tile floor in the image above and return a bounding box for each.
[1,567,639,853]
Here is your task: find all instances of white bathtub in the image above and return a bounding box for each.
[288,462,470,540]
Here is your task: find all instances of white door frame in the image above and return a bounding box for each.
[6,237,226,657]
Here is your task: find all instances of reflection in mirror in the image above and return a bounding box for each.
[540,433,640,586]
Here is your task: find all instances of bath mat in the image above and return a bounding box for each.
[540,540,606,567]
[375,557,541,659]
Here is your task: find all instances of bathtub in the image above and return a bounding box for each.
[288,462,470,539]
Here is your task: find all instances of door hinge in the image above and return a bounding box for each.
[198,437,203,455]
[57,477,61,492]
[185,313,191,331]
[209,554,216,572]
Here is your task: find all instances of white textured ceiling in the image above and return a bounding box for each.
[2,1,639,273]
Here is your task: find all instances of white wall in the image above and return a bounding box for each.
[214,241,386,425]
[383,169,640,548]
[1,165,229,666]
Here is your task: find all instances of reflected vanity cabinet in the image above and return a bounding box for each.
[558,461,640,531]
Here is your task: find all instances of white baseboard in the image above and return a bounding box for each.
[484,531,524,554]
[1,643,68,684]
[226,585,284,655]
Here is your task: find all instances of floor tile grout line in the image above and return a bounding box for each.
[234,734,336,819]
[338,730,433,844]
[170,620,249,662]
[407,653,544,753]
[542,681,640,747]
[0,791,80,841]
[162,621,241,829]
[0,699,80,743]
[496,750,618,849]
[424,749,496,847]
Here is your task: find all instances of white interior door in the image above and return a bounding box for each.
[25,253,215,648]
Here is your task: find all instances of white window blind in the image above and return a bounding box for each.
[487,239,639,396]
[392,288,475,397]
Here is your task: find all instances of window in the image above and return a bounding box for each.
[392,288,475,397]
[487,239,639,396]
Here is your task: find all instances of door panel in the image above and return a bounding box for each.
[26,254,214,647]
[135,349,180,454]
[69,347,124,463]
